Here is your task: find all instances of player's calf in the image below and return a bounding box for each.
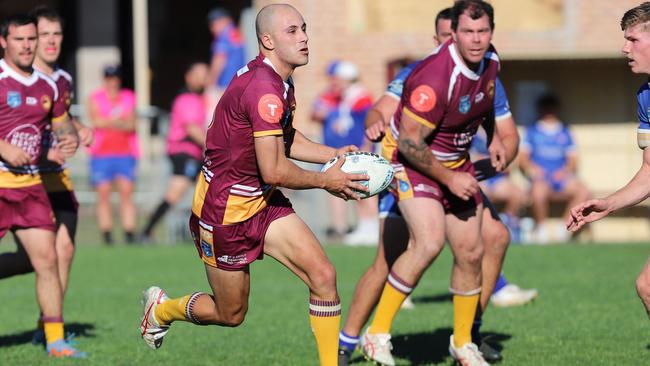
[635,269,650,318]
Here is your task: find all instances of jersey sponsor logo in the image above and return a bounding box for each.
[257,93,283,123]
[459,95,471,114]
[217,254,247,265]
[475,92,485,103]
[413,183,439,196]
[7,91,21,108]
[410,85,436,112]
[26,96,38,106]
[7,124,40,160]
[487,80,495,99]
[41,94,52,111]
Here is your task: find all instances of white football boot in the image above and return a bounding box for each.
[400,295,416,310]
[140,286,171,349]
[490,284,538,308]
[360,329,395,366]
[449,335,490,366]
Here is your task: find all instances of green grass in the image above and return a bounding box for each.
[0,242,648,365]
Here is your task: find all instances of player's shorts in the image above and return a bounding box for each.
[169,153,201,179]
[480,189,501,222]
[378,190,400,219]
[189,191,295,271]
[0,184,56,238]
[393,159,482,215]
[90,156,137,186]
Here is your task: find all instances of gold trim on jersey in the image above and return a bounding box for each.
[0,171,42,188]
[51,111,69,124]
[222,187,275,225]
[192,174,210,217]
[441,155,468,169]
[253,129,283,137]
[403,107,436,130]
[41,169,74,192]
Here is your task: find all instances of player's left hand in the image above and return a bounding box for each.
[77,125,94,147]
[488,135,506,172]
[334,145,359,158]
[46,147,66,165]
[566,198,611,232]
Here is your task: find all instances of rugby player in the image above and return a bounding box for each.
[140,62,208,241]
[356,2,503,365]
[0,14,85,357]
[140,4,367,365]
[568,1,650,320]
[0,5,93,344]
[339,6,533,365]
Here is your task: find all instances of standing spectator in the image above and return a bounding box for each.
[519,94,591,243]
[87,65,138,245]
[204,7,246,121]
[140,62,208,242]
[312,61,377,244]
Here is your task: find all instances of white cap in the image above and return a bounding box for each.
[333,61,359,81]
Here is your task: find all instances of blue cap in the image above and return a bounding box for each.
[103,65,121,77]
[326,60,339,76]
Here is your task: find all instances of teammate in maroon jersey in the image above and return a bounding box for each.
[0,13,85,358]
[140,4,367,365]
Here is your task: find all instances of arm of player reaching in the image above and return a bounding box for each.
[495,115,520,165]
[568,147,650,231]
[51,114,80,159]
[364,95,399,142]
[397,113,478,201]
[254,135,367,200]
[286,128,358,164]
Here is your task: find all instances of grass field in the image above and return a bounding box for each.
[0,242,648,365]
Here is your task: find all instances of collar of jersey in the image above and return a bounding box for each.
[262,57,292,99]
[448,43,484,81]
[0,59,39,86]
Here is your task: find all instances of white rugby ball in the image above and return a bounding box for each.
[321,151,394,199]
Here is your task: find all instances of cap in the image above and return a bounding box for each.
[333,61,359,81]
[207,7,230,22]
[103,65,121,78]
[325,60,339,76]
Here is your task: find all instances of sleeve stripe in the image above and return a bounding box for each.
[384,91,400,100]
[495,111,512,121]
[253,129,283,137]
[51,112,69,123]
[403,107,436,129]
[638,129,650,148]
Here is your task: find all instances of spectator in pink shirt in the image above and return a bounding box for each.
[87,65,138,244]
[140,62,208,241]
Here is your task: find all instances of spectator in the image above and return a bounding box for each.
[87,65,138,245]
[519,94,591,243]
[311,61,377,245]
[204,7,246,121]
[140,62,208,242]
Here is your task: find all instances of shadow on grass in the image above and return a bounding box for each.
[0,322,95,348]
[412,292,453,304]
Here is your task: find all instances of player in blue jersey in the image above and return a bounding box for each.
[520,94,591,243]
[569,2,650,319]
[338,7,536,365]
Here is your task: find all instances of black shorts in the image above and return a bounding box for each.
[47,190,79,243]
[169,153,201,179]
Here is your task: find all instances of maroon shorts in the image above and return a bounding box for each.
[0,184,56,238]
[189,191,295,271]
[392,159,482,215]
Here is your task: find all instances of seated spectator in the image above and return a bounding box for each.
[519,94,591,243]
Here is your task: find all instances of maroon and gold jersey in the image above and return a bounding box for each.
[192,55,296,225]
[390,40,499,169]
[0,59,67,188]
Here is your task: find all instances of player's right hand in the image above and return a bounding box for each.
[566,198,611,232]
[448,171,479,201]
[47,147,66,165]
[57,135,79,158]
[0,144,31,167]
[365,120,386,142]
[323,155,369,201]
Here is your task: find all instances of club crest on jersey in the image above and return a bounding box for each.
[459,95,471,114]
[41,95,52,111]
[410,85,436,112]
[7,91,21,108]
[258,93,283,123]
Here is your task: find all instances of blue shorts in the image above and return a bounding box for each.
[90,156,137,186]
[543,171,568,193]
[378,191,400,219]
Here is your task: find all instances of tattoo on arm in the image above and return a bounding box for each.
[398,124,433,169]
[53,118,80,142]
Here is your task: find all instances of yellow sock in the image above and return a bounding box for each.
[369,272,412,334]
[44,322,64,345]
[155,295,191,325]
[453,292,480,348]
[309,298,341,366]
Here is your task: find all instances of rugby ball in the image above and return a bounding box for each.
[321,151,394,199]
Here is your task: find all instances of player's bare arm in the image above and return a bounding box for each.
[255,134,367,200]
[73,120,94,146]
[364,95,399,142]
[487,131,506,172]
[287,128,357,164]
[0,139,30,166]
[398,113,478,201]
[185,123,206,147]
[495,115,520,164]
[51,114,80,158]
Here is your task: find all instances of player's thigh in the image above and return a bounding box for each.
[445,204,483,258]
[14,228,57,267]
[397,197,445,250]
[264,213,335,288]
[115,176,135,198]
[204,264,251,313]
